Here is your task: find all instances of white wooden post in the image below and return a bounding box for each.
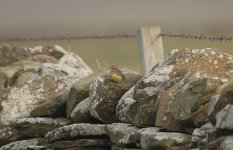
[137,26,164,75]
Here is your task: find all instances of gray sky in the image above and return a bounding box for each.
[0,0,233,38]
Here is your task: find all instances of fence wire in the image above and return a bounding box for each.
[0,32,233,42]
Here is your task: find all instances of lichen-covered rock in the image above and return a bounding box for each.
[0,138,46,150]
[116,49,181,127]
[117,48,233,128]
[14,117,71,137]
[45,123,108,142]
[0,45,66,67]
[70,97,98,123]
[105,123,139,146]
[89,67,141,123]
[38,63,93,87]
[140,131,192,150]
[0,75,68,127]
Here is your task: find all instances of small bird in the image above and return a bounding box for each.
[110,66,124,82]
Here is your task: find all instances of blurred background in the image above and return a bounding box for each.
[0,0,233,72]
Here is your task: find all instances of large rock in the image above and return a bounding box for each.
[45,123,108,143]
[0,45,67,67]
[117,48,233,128]
[14,118,71,138]
[0,75,68,127]
[89,67,141,123]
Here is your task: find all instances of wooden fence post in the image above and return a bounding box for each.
[137,26,164,75]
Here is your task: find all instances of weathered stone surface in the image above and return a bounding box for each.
[14,117,71,137]
[45,123,108,142]
[71,97,98,123]
[14,72,36,85]
[52,139,111,149]
[0,45,66,67]
[66,69,108,118]
[0,75,68,127]
[90,67,141,123]
[140,131,192,150]
[208,80,233,126]
[105,123,139,146]
[116,49,181,127]
[39,63,93,87]
[0,138,45,150]
[27,54,58,63]
[117,48,233,128]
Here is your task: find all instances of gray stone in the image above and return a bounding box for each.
[45,123,107,142]
[140,131,192,150]
[90,67,141,123]
[0,139,44,150]
[215,105,233,130]
[71,97,96,123]
[105,123,139,146]
[208,80,233,126]
[14,117,71,137]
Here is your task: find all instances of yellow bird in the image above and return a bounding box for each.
[110,66,124,82]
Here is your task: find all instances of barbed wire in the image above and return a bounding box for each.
[0,32,233,42]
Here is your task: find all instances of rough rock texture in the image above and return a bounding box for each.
[89,67,141,123]
[0,45,66,67]
[71,97,97,123]
[38,63,93,87]
[140,131,192,150]
[14,118,71,137]
[0,138,46,150]
[0,75,68,126]
[117,48,233,128]
[45,123,108,142]
[105,123,139,146]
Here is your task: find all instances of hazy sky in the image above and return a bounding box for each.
[0,0,233,38]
